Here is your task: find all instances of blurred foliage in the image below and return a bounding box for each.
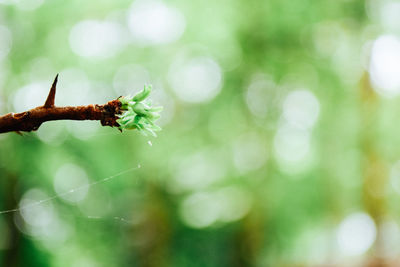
[1,0,400,266]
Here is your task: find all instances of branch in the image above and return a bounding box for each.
[0,101,122,134]
[0,75,162,135]
[0,75,120,134]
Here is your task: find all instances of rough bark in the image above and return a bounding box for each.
[0,75,122,134]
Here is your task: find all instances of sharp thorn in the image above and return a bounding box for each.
[44,74,58,108]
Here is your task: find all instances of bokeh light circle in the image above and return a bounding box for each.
[127,0,185,45]
[337,212,376,256]
[69,20,127,59]
[168,56,222,103]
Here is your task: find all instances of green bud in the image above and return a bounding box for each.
[117,84,162,136]
[132,85,152,102]
[132,102,147,116]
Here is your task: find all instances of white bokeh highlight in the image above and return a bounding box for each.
[54,163,89,203]
[0,25,12,61]
[369,35,400,97]
[15,0,44,10]
[13,81,50,112]
[245,77,276,118]
[273,89,319,171]
[380,221,400,258]
[19,189,55,228]
[168,57,222,103]
[233,132,268,173]
[18,189,71,247]
[172,151,226,192]
[13,69,91,111]
[36,122,68,146]
[215,186,252,223]
[274,122,311,165]
[379,1,400,33]
[66,121,100,140]
[180,192,220,228]
[337,212,376,257]
[283,90,320,129]
[180,186,252,229]
[127,0,185,45]
[69,20,127,59]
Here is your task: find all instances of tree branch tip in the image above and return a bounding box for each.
[0,78,162,135]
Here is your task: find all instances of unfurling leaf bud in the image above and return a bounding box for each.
[116,84,162,136]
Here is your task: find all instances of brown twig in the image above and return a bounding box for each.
[0,75,122,134]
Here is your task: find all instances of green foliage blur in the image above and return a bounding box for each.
[1,0,400,266]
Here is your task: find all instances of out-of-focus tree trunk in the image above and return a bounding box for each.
[230,208,264,267]
[359,72,389,267]
[1,172,21,267]
[129,182,171,267]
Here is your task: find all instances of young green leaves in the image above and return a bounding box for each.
[117,85,163,136]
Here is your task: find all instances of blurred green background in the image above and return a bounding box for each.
[1,0,400,266]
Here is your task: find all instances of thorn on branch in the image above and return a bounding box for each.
[0,75,162,135]
[44,74,58,108]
